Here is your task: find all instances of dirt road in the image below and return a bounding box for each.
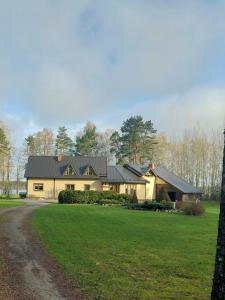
[0,201,85,300]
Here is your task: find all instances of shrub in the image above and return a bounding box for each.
[132,190,138,204]
[58,190,77,204]
[180,201,205,216]
[126,200,173,211]
[58,190,132,204]
[96,199,122,205]
[157,187,171,202]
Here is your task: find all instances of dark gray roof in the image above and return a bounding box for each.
[153,166,201,194]
[125,164,201,194]
[125,164,149,176]
[25,156,107,179]
[102,166,146,184]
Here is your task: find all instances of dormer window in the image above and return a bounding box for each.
[84,165,96,176]
[64,165,75,176]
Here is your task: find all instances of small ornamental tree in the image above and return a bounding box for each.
[132,190,138,204]
[158,187,171,202]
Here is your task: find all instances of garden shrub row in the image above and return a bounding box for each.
[126,200,174,211]
[58,190,132,204]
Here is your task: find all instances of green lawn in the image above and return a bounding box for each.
[31,202,219,300]
[0,200,25,208]
[0,194,21,200]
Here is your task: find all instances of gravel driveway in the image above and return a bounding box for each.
[0,201,85,300]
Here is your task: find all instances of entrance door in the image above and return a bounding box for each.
[168,191,176,202]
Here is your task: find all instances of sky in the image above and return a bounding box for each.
[0,0,225,144]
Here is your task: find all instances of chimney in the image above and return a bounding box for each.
[148,163,155,170]
[56,154,62,162]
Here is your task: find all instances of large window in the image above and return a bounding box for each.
[33,183,44,191]
[65,184,75,190]
[84,184,91,191]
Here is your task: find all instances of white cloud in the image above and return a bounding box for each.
[123,87,225,135]
[0,0,224,138]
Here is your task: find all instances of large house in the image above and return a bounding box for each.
[25,155,201,202]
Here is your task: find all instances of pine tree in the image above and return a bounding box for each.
[211,129,225,299]
[110,116,157,164]
[25,135,37,156]
[55,126,73,155]
[75,122,97,156]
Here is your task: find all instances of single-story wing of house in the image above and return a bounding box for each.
[25,155,201,202]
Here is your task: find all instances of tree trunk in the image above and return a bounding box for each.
[16,166,19,195]
[6,155,10,196]
[211,129,225,299]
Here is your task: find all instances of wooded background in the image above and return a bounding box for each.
[0,117,223,199]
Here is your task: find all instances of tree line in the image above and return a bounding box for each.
[0,116,223,199]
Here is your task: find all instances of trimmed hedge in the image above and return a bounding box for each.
[58,190,132,204]
[126,200,174,211]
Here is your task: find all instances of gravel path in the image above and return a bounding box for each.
[0,201,85,300]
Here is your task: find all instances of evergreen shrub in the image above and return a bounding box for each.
[58,190,132,204]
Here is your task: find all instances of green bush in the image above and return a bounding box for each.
[96,199,123,205]
[132,190,138,204]
[126,200,173,211]
[58,190,132,204]
[180,201,205,216]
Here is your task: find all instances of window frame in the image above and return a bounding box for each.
[33,183,44,191]
[84,166,96,176]
[84,184,91,191]
[64,165,75,176]
[65,184,75,190]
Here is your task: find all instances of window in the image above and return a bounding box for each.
[65,184,75,190]
[84,184,90,191]
[110,184,120,193]
[84,166,96,176]
[125,184,136,195]
[33,183,44,191]
[64,165,75,176]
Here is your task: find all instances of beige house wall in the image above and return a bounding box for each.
[27,178,102,199]
[27,179,55,199]
[27,175,166,202]
[143,175,156,200]
[101,183,146,200]
[135,184,146,201]
[54,179,101,197]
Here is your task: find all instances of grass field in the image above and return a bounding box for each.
[0,194,21,200]
[31,202,219,300]
[0,200,25,208]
